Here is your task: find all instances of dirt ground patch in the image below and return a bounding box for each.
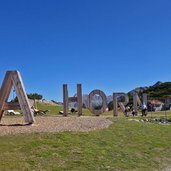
[0,116,113,136]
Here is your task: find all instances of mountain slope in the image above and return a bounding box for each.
[143,82,171,101]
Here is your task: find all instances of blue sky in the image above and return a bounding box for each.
[0,0,171,101]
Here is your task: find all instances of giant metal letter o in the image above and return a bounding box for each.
[88,89,107,116]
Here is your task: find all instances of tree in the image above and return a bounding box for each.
[11,93,43,102]
[27,93,43,100]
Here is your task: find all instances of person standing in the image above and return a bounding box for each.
[124,107,129,117]
[141,103,147,116]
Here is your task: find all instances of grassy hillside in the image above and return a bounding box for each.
[143,82,171,101]
[36,102,63,115]
[36,102,118,116]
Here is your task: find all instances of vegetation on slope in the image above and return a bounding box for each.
[143,82,171,101]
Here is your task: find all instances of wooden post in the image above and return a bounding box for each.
[0,71,13,120]
[113,93,118,116]
[11,71,35,123]
[77,84,82,116]
[133,92,138,115]
[63,84,68,116]
[34,99,37,108]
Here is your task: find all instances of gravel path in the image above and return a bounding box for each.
[0,116,113,136]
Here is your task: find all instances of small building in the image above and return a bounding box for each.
[147,100,164,111]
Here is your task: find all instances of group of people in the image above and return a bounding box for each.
[124,103,147,117]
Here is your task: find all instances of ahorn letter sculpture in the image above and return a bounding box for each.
[0,71,35,124]
[63,84,147,116]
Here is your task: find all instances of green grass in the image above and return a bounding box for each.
[36,102,116,116]
[1,103,171,170]
[36,102,63,115]
[0,117,171,171]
